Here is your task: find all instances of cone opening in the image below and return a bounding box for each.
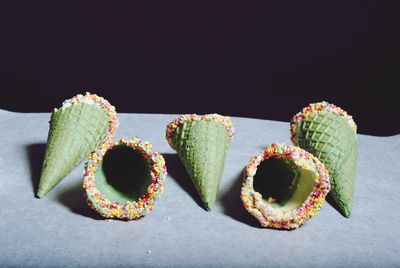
[94,144,152,204]
[253,158,315,211]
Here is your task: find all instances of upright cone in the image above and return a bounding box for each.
[290,101,358,217]
[37,93,118,198]
[166,114,235,211]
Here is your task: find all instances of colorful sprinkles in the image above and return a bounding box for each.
[166,113,235,149]
[52,92,119,143]
[240,143,331,229]
[290,101,357,145]
[83,137,168,220]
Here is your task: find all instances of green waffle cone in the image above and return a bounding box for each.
[291,103,358,217]
[37,93,118,198]
[167,115,234,211]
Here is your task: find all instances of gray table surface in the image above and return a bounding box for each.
[1,109,399,268]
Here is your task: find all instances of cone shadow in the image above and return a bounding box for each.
[57,181,103,220]
[163,153,204,210]
[221,171,262,228]
[26,143,46,197]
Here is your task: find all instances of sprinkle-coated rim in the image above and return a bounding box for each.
[290,101,357,146]
[52,92,119,143]
[166,113,235,150]
[83,137,168,220]
[241,143,331,229]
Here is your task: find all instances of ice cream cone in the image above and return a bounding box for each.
[83,137,167,220]
[166,114,235,211]
[241,143,331,229]
[290,101,358,217]
[37,92,118,198]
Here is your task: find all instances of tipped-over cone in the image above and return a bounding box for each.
[37,93,118,198]
[83,138,167,220]
[290,101,358,217]
[241,143,331,229]
[166,114,235,211]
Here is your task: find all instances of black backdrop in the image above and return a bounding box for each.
[1,2,399,135]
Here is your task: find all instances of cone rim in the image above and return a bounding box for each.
[289,101,357,145]
[83,137,168,220]
[165,113,235,149]
[52,92,119,143]
[240,143,331,229]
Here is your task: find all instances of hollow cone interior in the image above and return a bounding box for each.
[94,144,152,204]
[253,158,315,211]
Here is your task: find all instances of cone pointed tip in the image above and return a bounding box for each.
[337,201,352,218]
[342,209,351,218]
[36,190,45,199]
[203,202,214,211]
[36,181,50,198]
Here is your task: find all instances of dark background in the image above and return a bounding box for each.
[0,2,399,135]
